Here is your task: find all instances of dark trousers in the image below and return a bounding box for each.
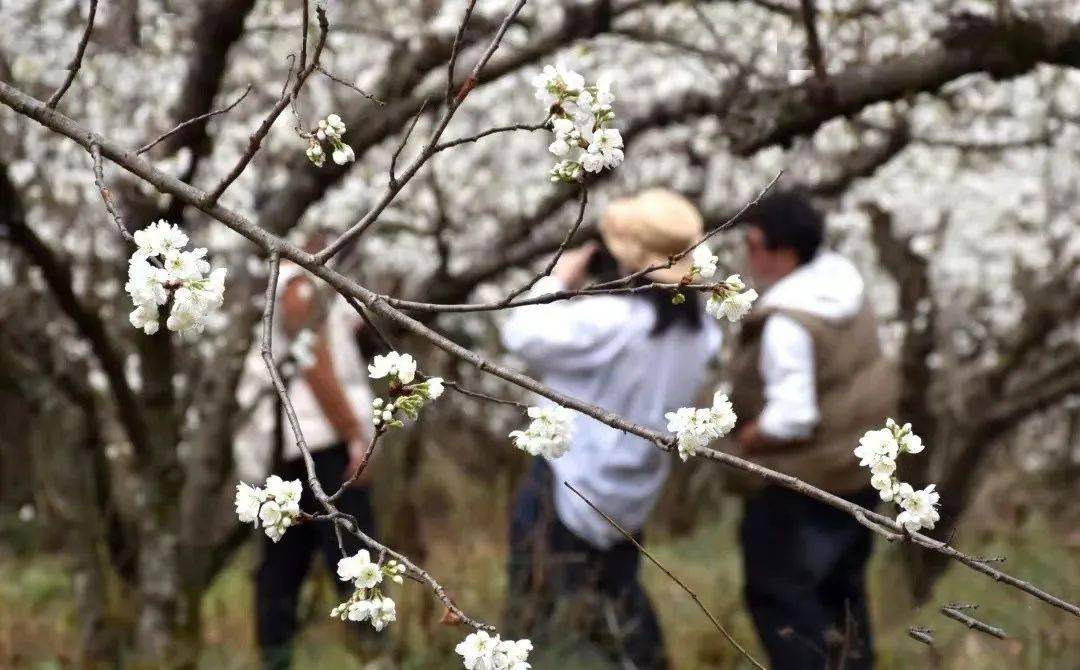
[741,486,877,670]
[508,460,668,670]
[256,443,378,670]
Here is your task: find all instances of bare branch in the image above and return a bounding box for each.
[90,143,135,243]
[390,99,429,188]
[432,120,549,153]
[316,65,385,104]
[136,85,253,155]
[205,6,329,205]
[501,187,588,304]
[940,606,1007,639]
[446,0,480,105]
[798,0,829,82]
[907,626,935,646]
[314,0,531,262]
[46,0,98,109]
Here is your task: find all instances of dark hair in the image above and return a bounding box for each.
[745,192,824,265]
[587,242,702,336]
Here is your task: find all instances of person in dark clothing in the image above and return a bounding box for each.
[257,444,378,670]
[508,459,666,669]
[729,193,898,669]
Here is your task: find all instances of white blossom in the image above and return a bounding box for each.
[854,428,900,471]
[536,63,620,183]
[232,475,303,542]
[691,245,718,279]
[308,113,354,167]
[896,483,941,531]
[125,220,226,338]
[665,391,737,461]
[706,286,759,323]
[337,549,383,589]
[234,481,264,524]
[259,500,292,542]
[368,596,397,631]
[367,350,417,384]
[510,406,575,459]
[853,420,941,531]
[421,376,445,399]
[456,630,533,670]
[132,220,188,258]
[129,303,161,335]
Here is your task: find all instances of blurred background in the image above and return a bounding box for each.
[1,0,1078,668]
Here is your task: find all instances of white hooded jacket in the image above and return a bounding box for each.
[754,251,867,440]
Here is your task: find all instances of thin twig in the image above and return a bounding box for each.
[315,0,531,263]
[390,99,429,187]
[799,0,829,83]
[565,482,767,670]
[136,85,253,155]
[89,144,134,243]
[940,607,1007,639]
[442,379,529,410]
[205,6,329,205]
[908,626,935,646]
[298,0,310,71]
[433,120,550,152]
[328,429,383,501]
[501,187,588,304]
[316,65,385,104]
[446,0,479,105]
[46,0,98,109]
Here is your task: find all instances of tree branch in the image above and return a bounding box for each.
[4,78,1076,618]
[46,0,98,109]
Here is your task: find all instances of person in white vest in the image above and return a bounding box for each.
[501,189,721,670]
[253,229,379,670]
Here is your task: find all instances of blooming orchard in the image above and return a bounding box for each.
[125,220,226,338]
[534,63,623,183]
[855,419,941,532]
[666,391,738,461]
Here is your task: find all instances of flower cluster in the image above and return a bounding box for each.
[533,63,622,184]
[509,405,575,459]
[456,631,533,670]
[665,391,738,461]
[367,351,444,430]
[330,549,405,631]
[306,113,355,167]
[125,220,226,337]
[234,475,303,542]
[705,274,759,323]
[854,419,940,532]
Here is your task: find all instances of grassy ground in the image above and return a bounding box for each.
[1,469,1077,669]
